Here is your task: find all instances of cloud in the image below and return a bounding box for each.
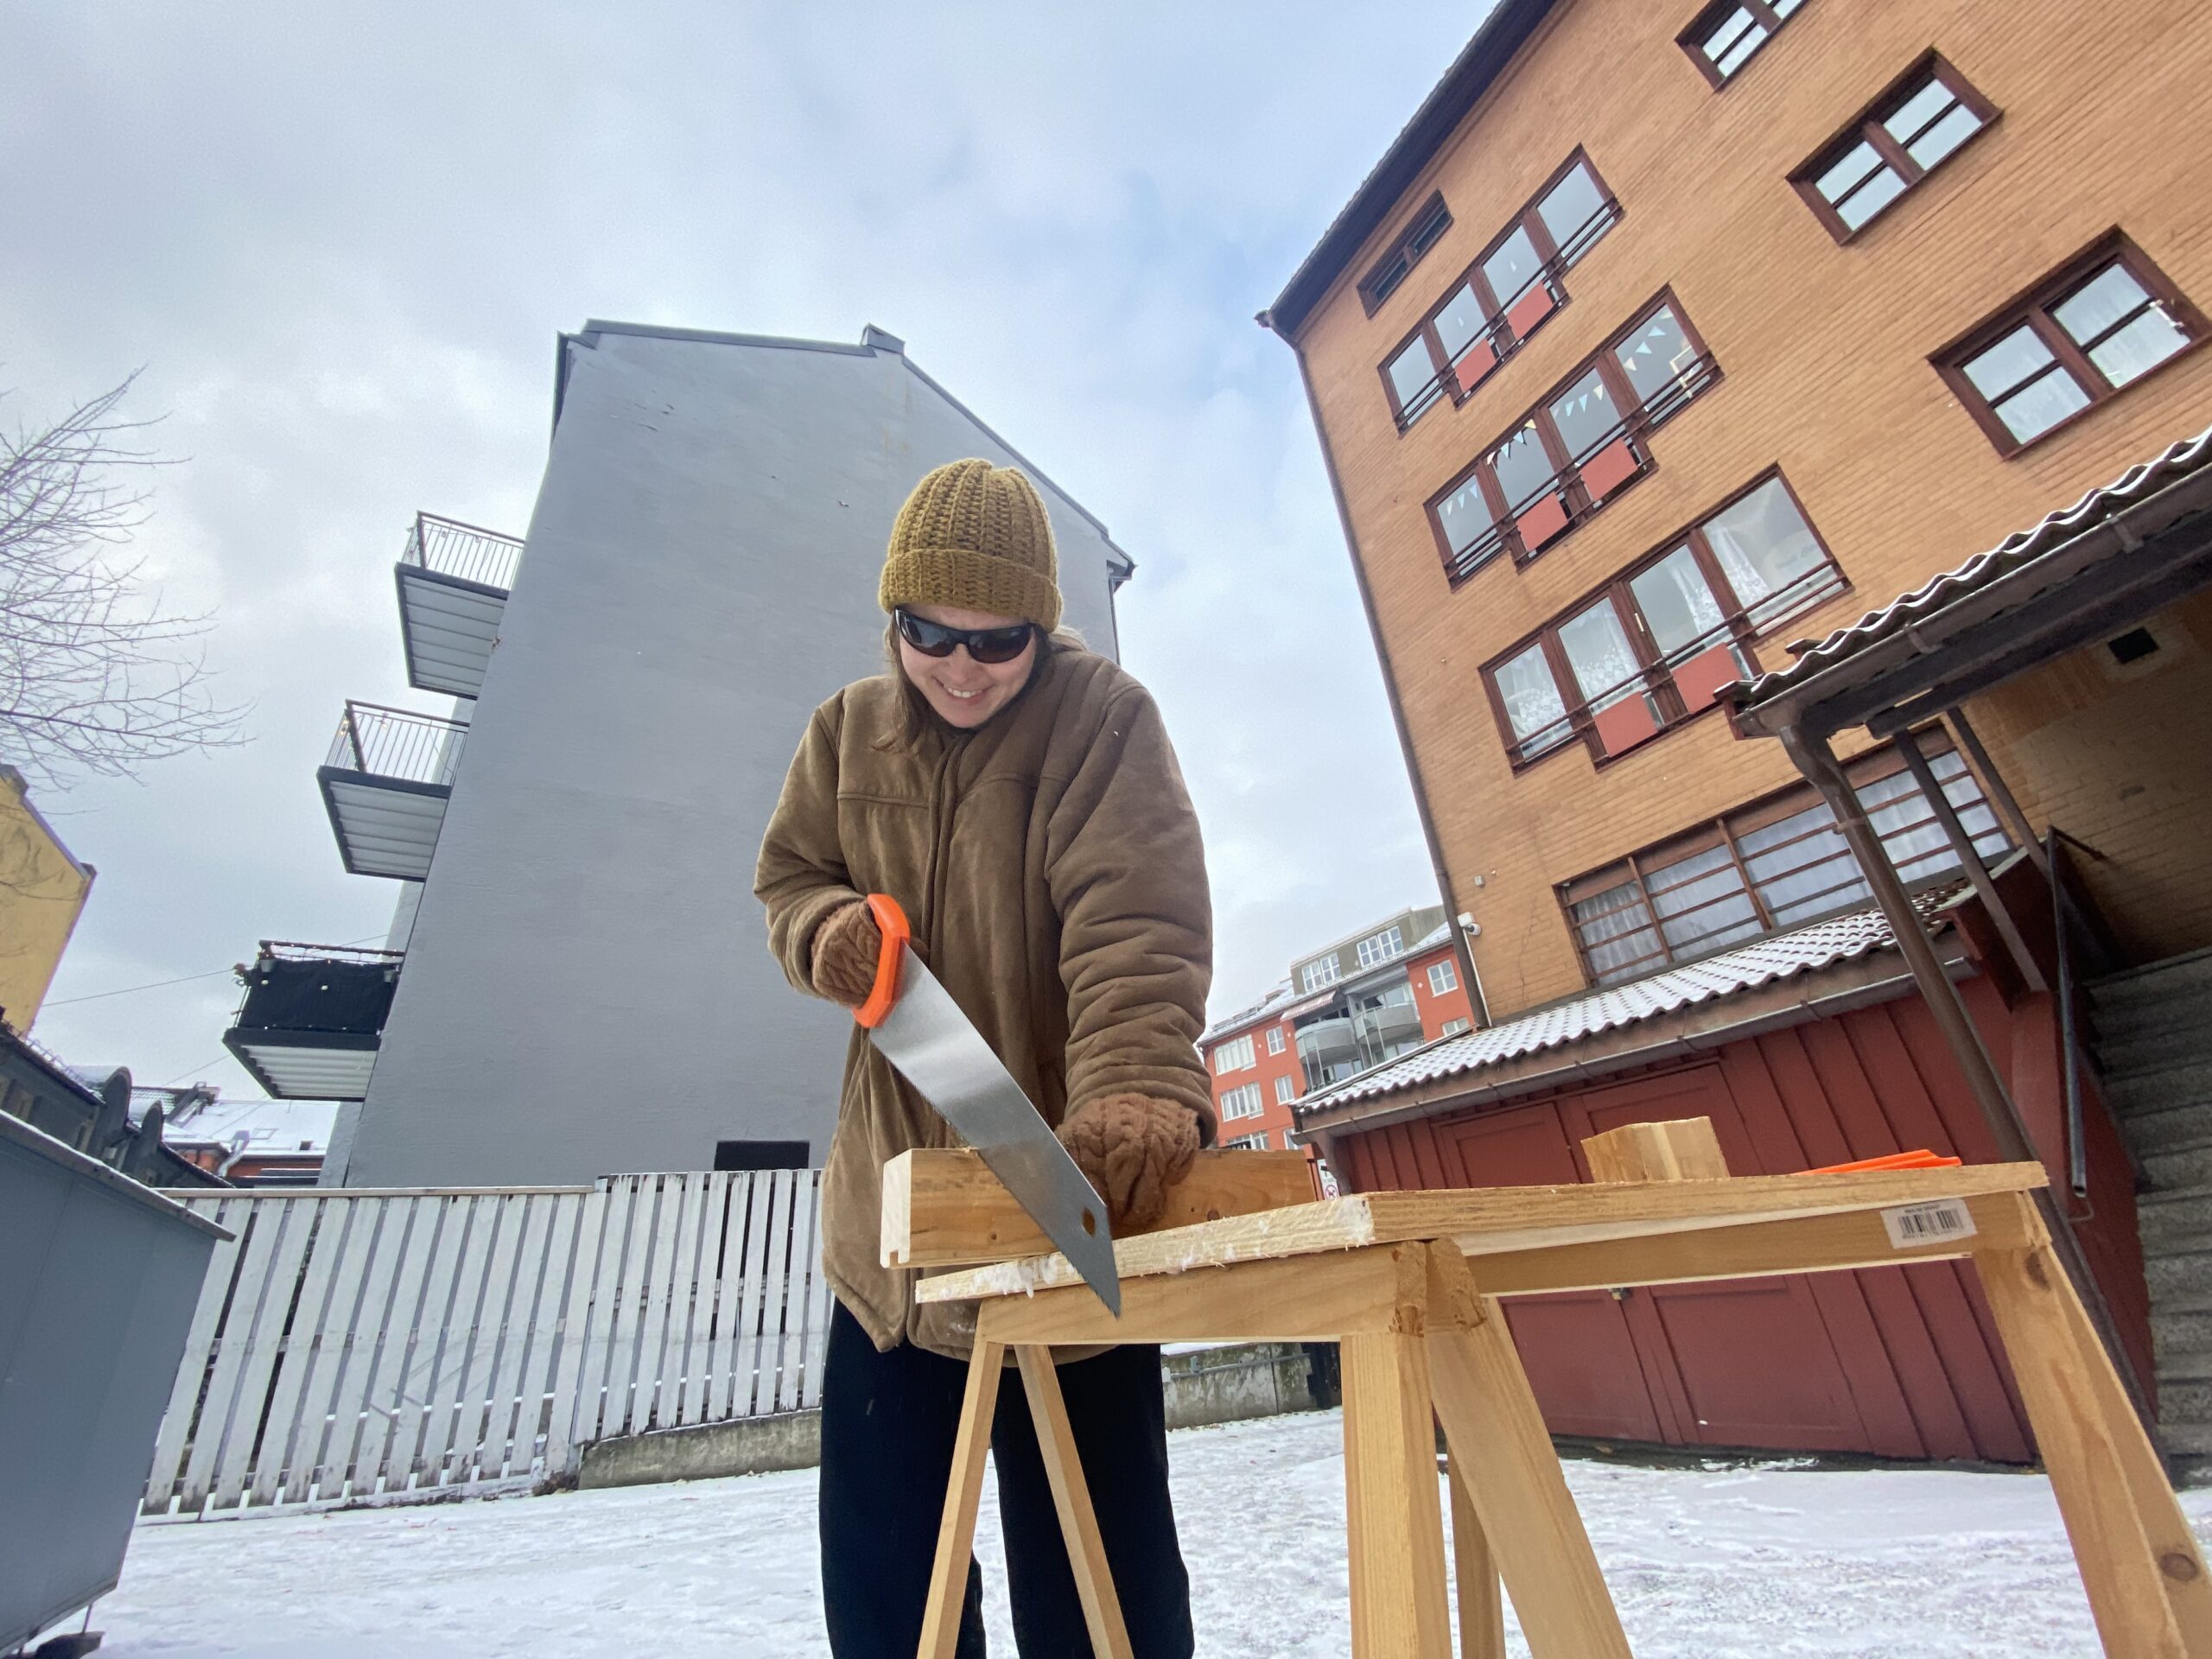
[3,0,1491,1090]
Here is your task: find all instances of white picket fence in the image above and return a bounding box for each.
[143,1169,832,1520]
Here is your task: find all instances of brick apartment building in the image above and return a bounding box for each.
[1201,905,1475,1153]
[1262,0,2212,1466]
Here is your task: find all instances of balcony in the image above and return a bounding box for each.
[317,701,468,879]
[222,941,403,1101]
[395,512,524,698]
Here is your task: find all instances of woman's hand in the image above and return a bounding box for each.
[1056,1094,1200,1230]
[810,901,883,1007]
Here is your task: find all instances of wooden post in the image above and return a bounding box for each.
[1580,1117,1729,1184]
[1974,1198,2212,1657]
[1447,1448,1508,1659]
[1341,1313,1454,1659]
[1014,1347,1135,1659]
[1424,1243,1633,1659]
[918,1336,1005,1659]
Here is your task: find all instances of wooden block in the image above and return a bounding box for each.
[972,1243,1446,1348]
[1015,1348,1135,1659]
[882,1147,1317,1268]
[1580,1116,1730,1184]
[1448,1450,1508,1659]
[918,1337,1005,1659]
[1342,1324,1454,1658]
[917,1162,2049,1303]
[1974,1196,2211,1658]
[1425,1243,1633,1659]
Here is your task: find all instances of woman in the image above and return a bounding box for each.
[755,458,1215,1658]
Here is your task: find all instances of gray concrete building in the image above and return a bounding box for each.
[235,322,1135,1187]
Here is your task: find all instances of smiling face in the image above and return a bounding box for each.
[896,603,1039,729]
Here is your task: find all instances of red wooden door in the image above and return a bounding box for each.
[1432,1103,1670,1442]
[1560,1068,1879,1454]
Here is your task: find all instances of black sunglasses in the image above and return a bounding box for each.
[893,608,1038,664]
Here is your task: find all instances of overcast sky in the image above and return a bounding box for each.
[5,1,1492,1099]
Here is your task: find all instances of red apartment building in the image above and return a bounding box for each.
[1202,905,1476,1155]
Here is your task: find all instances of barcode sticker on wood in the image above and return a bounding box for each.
[1880,1198,1977,1249]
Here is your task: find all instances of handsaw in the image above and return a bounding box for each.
[853,893,1122,1313]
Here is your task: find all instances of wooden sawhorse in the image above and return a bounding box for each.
[887,1135,2212,1658]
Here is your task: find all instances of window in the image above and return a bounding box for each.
[1377,153,1622,429]
[1228,1132,1272,1151]
[1219,1082,1265,1121]
[1442,1018,1472,1036]
[1211,1033,1255,1075]
[1935,234,2204,455]
[1300,956,1342,992]
[1357,925,1405,968]
[1359,194,1453,315]
[1793,57,1996,242]
[1482,472,1844,766]
[1560,738,2010,984]
[1681,0,1805,88]
[1275,1075,1296,1106]
[1431,295,1719,582]
[1266,1025,1286,1055]
[1428,960,1459,995]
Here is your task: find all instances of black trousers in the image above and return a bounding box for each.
[818,1300,1195,1659]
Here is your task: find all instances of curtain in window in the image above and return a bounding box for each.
[1559,603,1642,709]
[1497,644,1569,750]
[1701,479,1827,626]
[1630,546,1728,658]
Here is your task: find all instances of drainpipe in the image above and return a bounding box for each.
[1776,722,2157,1440]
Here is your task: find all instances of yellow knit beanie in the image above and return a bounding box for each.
[880,459,1063,632]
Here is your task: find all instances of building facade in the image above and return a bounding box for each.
[241,322,1137,1187]
[0,764,94,1033]
[1201,905,1473,1152]
[1264,0,2212,1464]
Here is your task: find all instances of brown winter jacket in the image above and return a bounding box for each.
[754,642,1216,1357]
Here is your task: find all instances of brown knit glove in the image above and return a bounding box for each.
[810,901,883,1007]
[1057,1092,1201,1230]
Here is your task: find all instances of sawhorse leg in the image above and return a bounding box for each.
[1975,1194,2212,1657]
[1448,1447,1507,1659]
[1341,1331,1454,1657]
[918,1336,1003,1659]
[1014,1346,1135,1659]
[1425,1241,1634,1659]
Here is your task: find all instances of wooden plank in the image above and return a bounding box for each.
[246,1195,359,1508]
[1426,1243,1632,1659]
[316,1196,418,1499]
[416,1192,509,1488]
[274,1193,385,1504]
[581,1177,651,1445]
[188,1197,306,1511]
[1447,1450,1507,1659]
[143,1194,247,1515]
[736,1172,793,1418]
[1014,1347,1135,1659]
[350,1195,454,1492]
[544,1183,617,1478]
[801,1173,837,1410]
[670,1173,724,1427]
[384,1192,480,1491]
[632,1173,693,1434]
[1974,1210,2200,1657]
[523,1189,594,1480]
[1580,1116,1730,1183]
[780,1172,828,1414]
[918,1163,2050,1303]
[441,1191,530,1486]
[883,1147,1316,1268]
[721,1173,778,1420]
[918,1338,1006,1659]
[973,1243,1441,1347]
[470,1191,556,1482]
[1342,1325,1453,1659]
[1465,1191,2034,1297]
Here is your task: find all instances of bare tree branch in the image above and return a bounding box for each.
[0,372,248,790]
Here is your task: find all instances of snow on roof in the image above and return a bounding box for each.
[1729,423,2212,718]
[162,1096,338,1154]
[1298,904,1912,1115]
[1411,922,1452,953]
[1202,980,1296,1046]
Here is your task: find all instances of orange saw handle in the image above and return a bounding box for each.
[854,893,912,1030]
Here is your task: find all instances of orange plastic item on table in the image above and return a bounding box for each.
[1802,1149,1962,1174]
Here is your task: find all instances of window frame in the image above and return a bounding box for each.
[1931,232,2209,458]
[1441,1017,1472,1036]
[1358,193,1454,317]
[1557,732,2011,985]
[1790,54,1999,245]
[1265,1025,1285,1055]
[1274,1075,1296,1106]
[1478,468,1846,772]
[1356,925,1405,968]
[1375,150,1624,431]
[1427,959,1459,995]
[1427,290,1722,584]
[1678,0,1804,91]
[1211,1033,1255,1075]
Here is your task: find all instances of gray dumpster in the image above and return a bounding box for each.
[1,1109,229,1652]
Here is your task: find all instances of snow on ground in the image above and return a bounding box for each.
[91,1409,2212,1657]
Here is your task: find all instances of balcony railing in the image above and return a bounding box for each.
[326,701,467,787]
[403,512,524,593]
[1442,349,1721,586]
[1392,198,1624,430]
[224,940,403,1101]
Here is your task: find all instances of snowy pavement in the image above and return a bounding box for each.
[92,1409,2212,1657]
